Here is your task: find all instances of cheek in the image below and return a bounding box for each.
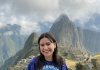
[40,47,43,51]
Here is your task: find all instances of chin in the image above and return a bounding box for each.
[43,54,52,57]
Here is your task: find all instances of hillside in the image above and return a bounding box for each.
[0,50,22,70]
[77,27,100,55]
[11,32,39,67]
[0,24,27,67]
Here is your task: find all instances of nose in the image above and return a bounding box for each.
[43,45,48,50]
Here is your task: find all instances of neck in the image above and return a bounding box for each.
[44,56,53,61]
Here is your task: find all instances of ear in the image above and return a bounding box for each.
[54,42,56,48]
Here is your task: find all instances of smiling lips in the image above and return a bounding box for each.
[43,50,50,54]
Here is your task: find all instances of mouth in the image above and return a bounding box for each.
[44,50,50,53]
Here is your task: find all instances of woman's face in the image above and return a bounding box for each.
[39,37,56,58]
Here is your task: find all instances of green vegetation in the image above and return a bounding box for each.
[0,24,26,69]
[11,32,39,67]
[75,62,83,70]
[0,34,24,66]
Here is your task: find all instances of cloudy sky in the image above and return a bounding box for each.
[0,0,100,35]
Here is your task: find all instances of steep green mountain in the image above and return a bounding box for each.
[0,24,27,67]
[50,14,100,55]
[49,14,86,53]
[11,32,39,66]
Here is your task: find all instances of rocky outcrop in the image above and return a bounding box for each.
[80,55,100,70]
[91,59,97,67]
[86,61,94,70]
[91,59,100,70]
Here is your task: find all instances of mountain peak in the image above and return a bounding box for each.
[49,14,86,53]
[50,14,74,35]
[20,32,38,58]
[55,14,69,23]
[59,14,69,19]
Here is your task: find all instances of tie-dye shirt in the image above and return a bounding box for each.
[26,57,68,70]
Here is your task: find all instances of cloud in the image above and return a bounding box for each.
[4,31,13,35]
[19,20,41,35]
[7,0,100,23]
[90,24,99,30]
[59,0,100,25]
[10,16,18,25]
[0,16,6,23]
[0,22,7,29]
[41,15,55,23]
[0,0,8,6]
[0,12,5,15]
[0,0,100,34]
[10,0,59,18]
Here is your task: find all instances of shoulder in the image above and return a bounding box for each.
[59,56,64,64]
[30,57,38,63]
[28,57,38,66]
[26,57,38,70]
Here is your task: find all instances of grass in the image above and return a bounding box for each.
[93,55,100,65]
[65,59,77,70]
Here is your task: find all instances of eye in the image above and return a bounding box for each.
[47,44,50,45]
[47,43,50,45]
[40,44,44,47]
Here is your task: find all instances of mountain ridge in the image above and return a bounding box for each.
[1,14,100,70]
[0,24,27,67]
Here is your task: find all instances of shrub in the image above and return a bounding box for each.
[75,62,83,70]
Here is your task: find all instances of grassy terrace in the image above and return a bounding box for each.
[65,59,77,70]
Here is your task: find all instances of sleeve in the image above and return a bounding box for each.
[61,59,68,70]
[26,58,37,70]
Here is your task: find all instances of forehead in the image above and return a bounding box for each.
[40,37,51,44]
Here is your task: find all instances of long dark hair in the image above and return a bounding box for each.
[36,32,64,69]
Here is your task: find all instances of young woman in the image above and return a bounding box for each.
[26,32,68,70]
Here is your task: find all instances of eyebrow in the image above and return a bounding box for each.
[39,42,51,45]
